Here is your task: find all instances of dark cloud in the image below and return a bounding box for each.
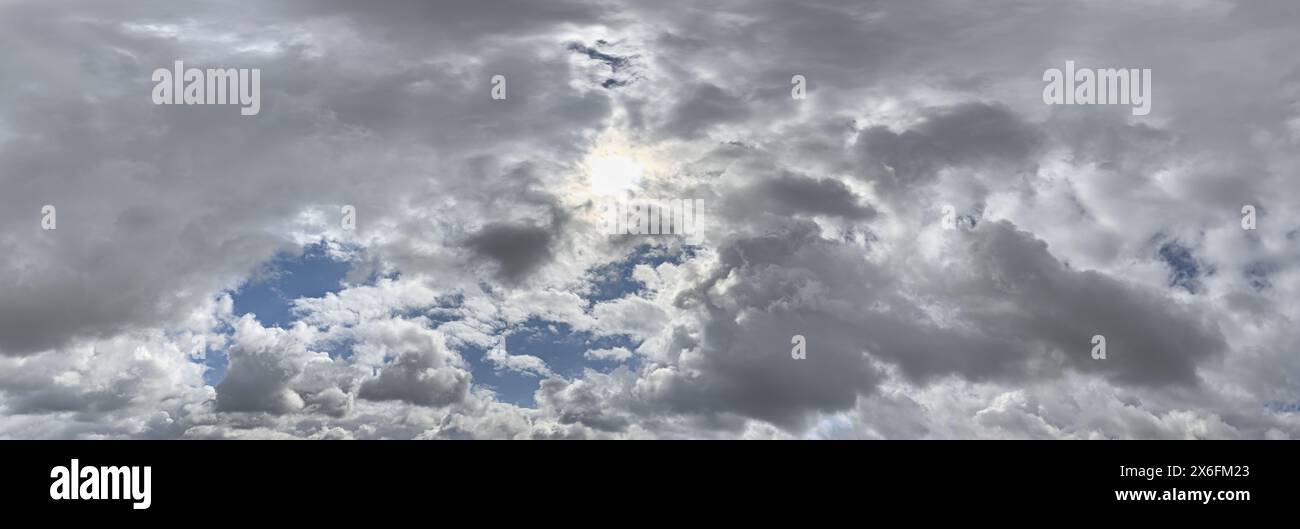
[464,222,557,281]
[731,172,876,220]
[857,102,1041,194]
[661,83,751,138]
[535,375,631,432]
[358,350,470,407]
[953,222,1226,387]
[215,328,307,415]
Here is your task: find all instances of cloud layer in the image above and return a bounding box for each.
[1,0,1298,439]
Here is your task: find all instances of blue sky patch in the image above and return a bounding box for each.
[203,241,355,385]
[584,244,698,303]
[207,244,679,397]
[463,246,693,406]
[466,317,639,408]
[1158,241,1208,294]
[232,241,354,328]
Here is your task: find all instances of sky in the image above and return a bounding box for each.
[0,0,1298,439]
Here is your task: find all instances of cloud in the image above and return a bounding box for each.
[1,0,1297,440]
[358,351,471,407]
[464,222,558,282]
[585,347,633,362]
[727,172,876,220]
[855,102,1042,196]
[354,318,471,407]
[485,346,553,378]
[214,317,315,414]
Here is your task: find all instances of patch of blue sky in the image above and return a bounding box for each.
[204,241,357,385]
[1264,401,1300,413]
[467,317,640,408]
[466,246,697,406]
[209,243,686,398]
[199,320,235,386]
[583,243,699,303]
[1157,240,1212,294]
[232,241,355,328]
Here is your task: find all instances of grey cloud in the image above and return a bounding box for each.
[358,350,471,408]
[347,318,473,408]
[464,221,558,282]
[215,334,307,415]
[648,225,885,430]
[729,172,876,220]
[303,387,352,418]
[535,375,631,433]
[857,102,1041,194]
[955,222,1226,387]
[634,217,1225,432]
[661,83,751,139]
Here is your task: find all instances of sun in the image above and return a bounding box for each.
[584,152,644,196]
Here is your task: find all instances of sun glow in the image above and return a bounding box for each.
[584,152,644,196]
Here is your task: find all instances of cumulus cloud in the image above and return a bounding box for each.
[485,346,553,378]
[355,318,471,407]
